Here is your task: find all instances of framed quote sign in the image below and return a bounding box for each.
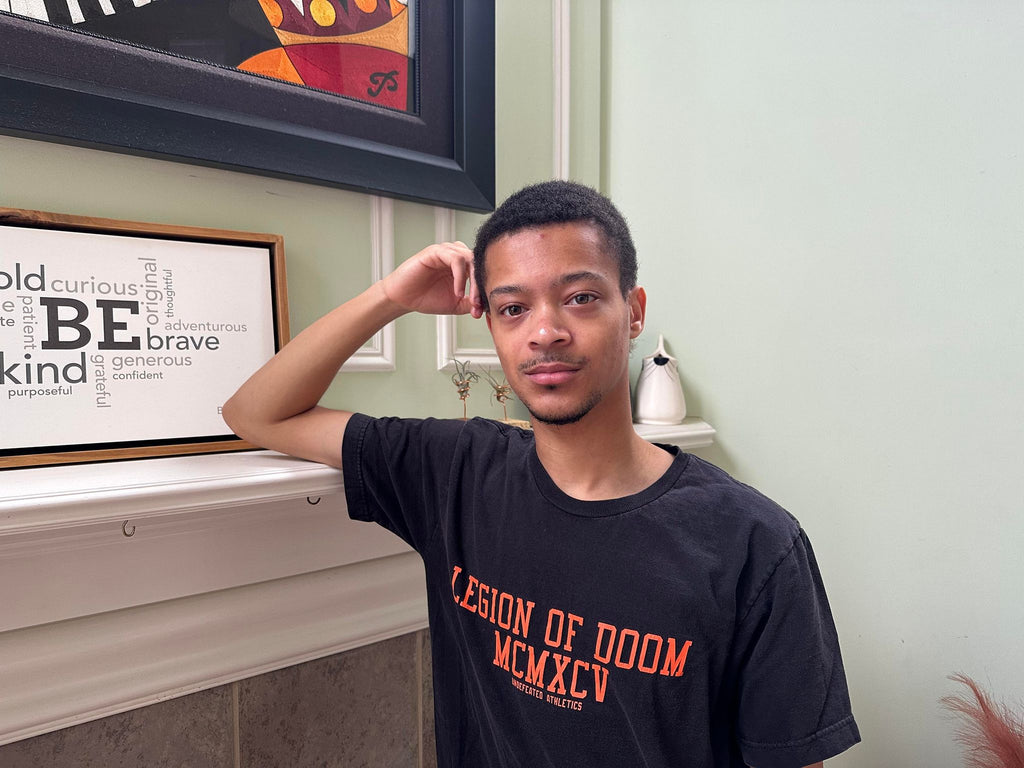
[0,208,289,469]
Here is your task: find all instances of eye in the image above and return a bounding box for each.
[569,293,596,306]
[499,304,524,317]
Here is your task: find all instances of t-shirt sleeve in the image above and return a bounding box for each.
[342,412,467,552]
[734,529,861,768]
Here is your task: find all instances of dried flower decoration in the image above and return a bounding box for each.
[941,673,1024,768]
[450,359,479,420]
[482,369,515,421]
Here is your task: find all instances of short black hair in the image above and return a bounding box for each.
[473,180,638,310]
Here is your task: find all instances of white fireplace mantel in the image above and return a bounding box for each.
[0,419,714,747]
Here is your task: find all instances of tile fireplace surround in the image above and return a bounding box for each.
[0,419,713,756]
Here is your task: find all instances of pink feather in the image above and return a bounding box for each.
[941,673,1024,768]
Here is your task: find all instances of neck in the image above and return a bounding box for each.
[531,391,674,501]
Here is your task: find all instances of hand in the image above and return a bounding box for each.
[381,241,483,318]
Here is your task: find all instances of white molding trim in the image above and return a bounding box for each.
[552,0,571,180]
[341,196,396,371]
[434,207,501,371]
[0,553,427,747]
[0,451,343,535]
[0,451,426,747]
[0,452,411,633]
[633,418,717,451]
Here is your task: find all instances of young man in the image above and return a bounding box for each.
[223,181,860,767]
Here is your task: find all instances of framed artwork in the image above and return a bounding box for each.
[0,207,289,469]
[0,0,494,212]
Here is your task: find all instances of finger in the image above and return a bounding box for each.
[450,251,468,299]
[466,255,483,318]
[443,241,477,306]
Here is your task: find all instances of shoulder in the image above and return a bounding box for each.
[658,456,827,627]
[465,416,535,443]
[345,413,533,454]
[680,455,799,533]
[671,454,802,570]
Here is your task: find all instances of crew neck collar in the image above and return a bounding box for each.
[528,443,690,518]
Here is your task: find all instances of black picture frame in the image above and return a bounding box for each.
[0,1,495,212]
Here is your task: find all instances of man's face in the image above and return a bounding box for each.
[483,222,644,426]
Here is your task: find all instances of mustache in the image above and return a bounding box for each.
[517,355,588,373]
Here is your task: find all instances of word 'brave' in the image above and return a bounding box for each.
[37,298,219,351]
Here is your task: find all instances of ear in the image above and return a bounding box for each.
[627,286,646,339]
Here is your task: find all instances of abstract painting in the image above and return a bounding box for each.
[0,2,493,210]
[1,0,416,112]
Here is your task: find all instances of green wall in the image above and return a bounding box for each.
[8,1,1016,764]
[604,1,1024,765]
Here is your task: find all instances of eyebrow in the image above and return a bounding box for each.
[488,270,610,300]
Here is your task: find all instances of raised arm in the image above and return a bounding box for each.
[222,241,481,467]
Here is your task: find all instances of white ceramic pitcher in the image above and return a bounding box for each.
[634,334,687,425]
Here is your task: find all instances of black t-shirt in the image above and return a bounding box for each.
[343,414,860,768]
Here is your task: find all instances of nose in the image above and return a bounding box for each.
[528,305,570,349]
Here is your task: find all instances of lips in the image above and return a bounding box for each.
[522,362,581,386]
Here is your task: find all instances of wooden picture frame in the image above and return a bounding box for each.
[0,207,289,469]
[0,1,495,212]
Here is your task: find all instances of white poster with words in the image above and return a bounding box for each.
[0,224,279,454]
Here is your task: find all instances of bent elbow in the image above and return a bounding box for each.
[220,396,247,440]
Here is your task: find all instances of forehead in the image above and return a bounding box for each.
[482,222,616,288]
